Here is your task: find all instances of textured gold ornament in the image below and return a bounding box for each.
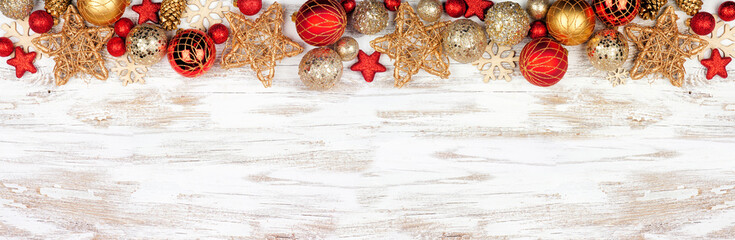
[298,48,343,90]
[676,0,701,16]
[77,0,130,26]
[547,0,596,46]
[639,0,665,20]
[586,29,628,71]
[160,0,187,31]
[126,24,168,66]
[485,1,530,47]
[332,36,359,61]
[624,6,707,87]
[442,19,487,63]
[417,0,442,22]
[352,0,388,35]
[44,0,71,23]
[526,0,549,20]
[0,0,34,20]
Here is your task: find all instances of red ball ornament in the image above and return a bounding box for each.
[114,18,135,38]
[519,37,568,87]
[207,23,229,44]
[294,0,347,46]
[167,29,216,78]
[384,0,400,11]
[237,0,262,16]
[719,1,735,22]
[0,37,13,57]
[690,12,715,35]
[528,20,548,39]
[444,0,466,18]
[28,10,54,34]
[593,0,639,27]
[107,37,126,57]
[341,0,356,13]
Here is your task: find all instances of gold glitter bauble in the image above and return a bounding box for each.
[352,0,388,35]
[547,0,596,46]
[126,24,168,66]
[332,36,359,61]
[442,19,487,63]
[485,2,530,47]
[77,0,129,26]
[526,0,549,20]
[0,0,34,20]
[299,48,343,90]
[417,0,442,22]
[586,29,628,71]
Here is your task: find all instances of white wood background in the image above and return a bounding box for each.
[2,0,735,239]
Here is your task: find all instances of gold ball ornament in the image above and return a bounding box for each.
[417,0,442,22]
[352,0,388,35]
[546,0,596,46]
[126,24,168,66]
[332,36,359,61]
[526,0,549,20]
[0,0,34,20]
[442,19,488,63]
[586,29,628,71]
[299,48,343,90]
[485,2,531,47]
[77,0,130,26]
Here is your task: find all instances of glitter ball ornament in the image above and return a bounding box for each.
[528,20,548,39]
[299,48,343,90]
[417,0,442,22]
[126,24,168,66]
[444,0,466,18]
[485,2,531,47]
[519,37,568,87]
[384,0,400,11]
[0,37,13,57]
[341,0,355,13]
[442,19,487,63]
[586,29,628,71]
[29,10,54,34]
[332,36,359,61]
[526,0,549,20]
[167,29,216,77]
[690,12,715,35]
[107,36,126,57]
[294,0,347,46]
[207,23,229,44]
[352,0,389,35]
[0,0,34,20]
[77,0,130,26]
[593,0,639,27]
[720,1,735,22]
[547,0,596,46]
[114,18,135,38]
[237,0,261,15]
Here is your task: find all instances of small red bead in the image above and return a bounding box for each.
[238,0,262,16]
[528,20,548,39]
[444,0,466,18]
[207,23,229,44]
[28,10,54,34]
[719,1,735,22]
[0,37,13,57]
[690,11,715,35]
[341,0,356,13]
[384,0,400,11]
[114,18,135,38]
[107,37,126,57]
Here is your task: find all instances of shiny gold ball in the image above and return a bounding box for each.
[417,0,442,22]
[526,0,549,20]
[586,29,628,71]
[485,2,530,47]
[546,0,596,46]
[442,19,488,63]
[352,0,388,35]
[299,48,343,91]
[333,36,359,61]
[0,0,34,20]
[77,0,129,26]
[126,24,168,66]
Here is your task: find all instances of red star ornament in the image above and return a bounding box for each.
[701,49,731,80]
[464,0,493,21]
[132,0,161,24]
[6,47,37,78]
[350,50,386,82]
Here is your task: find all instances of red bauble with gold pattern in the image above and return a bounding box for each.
[528,20,548,39]
[720,1,735,21]
[384,0,400,11]
[29,10,54,34]
[107,37,126,57]
[0,37,13,57]
[593,0,639,27]
[444,0,467,18]
[167,29,216,78]
[294,0,347,46]
[690,12,715,35]
[341,0,356,13]
[519,37,568,87]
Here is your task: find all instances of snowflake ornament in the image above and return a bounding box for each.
[606,68,628,87]
[112,55,148,86]
[1,19,44,60]
[182,0,229,30]
[472,42,519,83]
[690,20,735,60]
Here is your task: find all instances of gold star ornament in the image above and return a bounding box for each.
[370,2,450,88]
[32,7,113,86]
[222,2,304,88]
[624,6,707,87]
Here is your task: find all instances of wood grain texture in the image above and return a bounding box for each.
[1,0,735,239]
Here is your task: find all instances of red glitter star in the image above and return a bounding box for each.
[132,0,161,24]
[350,50,386,83]
[464,0,493,21]
[701,49,731,80]
[6,47,37,78]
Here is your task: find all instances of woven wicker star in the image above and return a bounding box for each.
[624,6,707,87]
[222,2,303,88]
[370,2,450,88]
[31,7,113,86]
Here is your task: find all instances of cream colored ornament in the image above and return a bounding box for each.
[112,54,149,85]
[0,20,45,60]
[690,20,735,60]
[472,41,520,82]
[417,0,442,22]
[182,0,229,30]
